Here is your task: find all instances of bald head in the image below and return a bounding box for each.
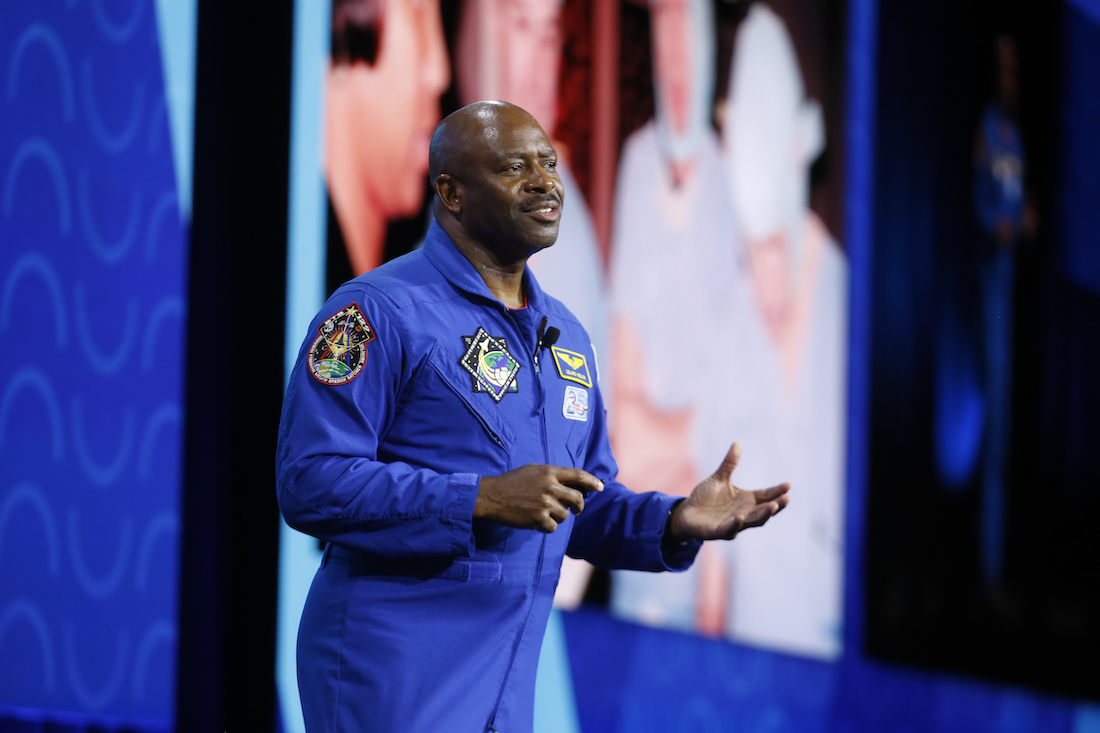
[429,101,538,183]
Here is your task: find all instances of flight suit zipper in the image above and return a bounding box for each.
[487,311,552,731]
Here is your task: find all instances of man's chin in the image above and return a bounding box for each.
[527,228,560,253]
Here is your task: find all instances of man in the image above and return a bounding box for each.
[325,0,450,275]
[713,3,847,658]
[972,33,1032,588]
[277,101,790,732]
[609,2,846,660]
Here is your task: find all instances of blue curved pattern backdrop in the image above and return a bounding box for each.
[0,0,186,725]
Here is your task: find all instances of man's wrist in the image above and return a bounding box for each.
[664,498,689,545]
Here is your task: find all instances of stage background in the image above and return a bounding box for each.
[0,0,193,727]
[3,0,1100,730]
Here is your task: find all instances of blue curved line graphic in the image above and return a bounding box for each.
[134,510,179,589]
[2,137,72,235]
[0,481,61,576]
[144,189,178,261]
[137,403,182,481]
[67,508,133,599]
[73,282,139,375]
[70,394,136,487]
[131,620,176,702]
[0,367,64,461]
[77,170,141,264]
[0,598,56,691]
[89,0,146,44]
[0,251,67,348]
[64,622,128,711]
[6,24,75,121]
[147,92,167,154]
[80,58,145,154]
[141,295,185,372]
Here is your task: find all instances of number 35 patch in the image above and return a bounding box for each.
[562,385,589,421]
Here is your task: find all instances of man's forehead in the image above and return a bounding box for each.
[470,111,553,158]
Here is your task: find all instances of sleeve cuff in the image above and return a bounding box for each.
[655,495,701,572]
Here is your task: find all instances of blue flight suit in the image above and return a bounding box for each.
[973,104,1025,586]
[276,222,700,733]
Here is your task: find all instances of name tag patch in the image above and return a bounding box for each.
[308,302,376,385]
[460,327,521,402]
[562,385,589,421]
[551,346,592,388]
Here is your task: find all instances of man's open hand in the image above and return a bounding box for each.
[669,443,790,541]
[476,465,604,533]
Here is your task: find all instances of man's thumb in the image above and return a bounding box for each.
[714,442,742,482]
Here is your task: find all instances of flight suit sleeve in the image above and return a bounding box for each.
[565,380,701,571]
[276,288,478,559]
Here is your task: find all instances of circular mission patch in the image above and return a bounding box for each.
[307,302,376,385]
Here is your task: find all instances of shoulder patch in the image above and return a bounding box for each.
[308,302,376,385]
[551,346,592,388]
[460,327,521,402]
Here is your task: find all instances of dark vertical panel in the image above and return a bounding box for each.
[865,0,1100,701]
[176,0,292,728]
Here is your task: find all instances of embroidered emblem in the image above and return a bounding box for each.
[551,346,592,388]
[562,385,589,421]
[308,303,376,385]
[460,327,521,402]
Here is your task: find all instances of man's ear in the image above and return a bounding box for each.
[434,174,462,215]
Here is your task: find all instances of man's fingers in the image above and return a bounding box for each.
[743,501,781,528]
[554,486,586,516]
[752,482,791,503]
[537,514,559,533]
[713,442,742,483]
[555,466,604,495]
[547,500,571,525]
[743,494,789,527]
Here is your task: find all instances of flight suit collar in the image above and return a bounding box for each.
[423,221,549,314]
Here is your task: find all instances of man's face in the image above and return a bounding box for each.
[498,0,564,136]
[651,0,693,136]
[336,0,450,217]
[458,109,565,258]
[745,229,791,335]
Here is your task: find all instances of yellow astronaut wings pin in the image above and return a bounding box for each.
[550,346,592,388]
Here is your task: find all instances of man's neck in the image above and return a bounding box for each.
[447,227,529,309]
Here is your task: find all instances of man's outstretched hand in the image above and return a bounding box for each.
[476,465,604,534]
[669,443,790,541]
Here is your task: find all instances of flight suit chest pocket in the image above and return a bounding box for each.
[408,341,517,474]
[545,380,593,468]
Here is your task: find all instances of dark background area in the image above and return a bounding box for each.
[177,0,292,729]
[865,0,1100,701]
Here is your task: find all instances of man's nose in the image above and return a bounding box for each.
[525,165,556,194]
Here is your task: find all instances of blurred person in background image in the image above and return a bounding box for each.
[712,2,846,658]
[972,33,1034,590]
[325,0,450,276]
[608,2,846,660]
[455,0,608,609]
[608,0,741,635]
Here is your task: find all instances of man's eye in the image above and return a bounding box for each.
[546,160,557,169]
